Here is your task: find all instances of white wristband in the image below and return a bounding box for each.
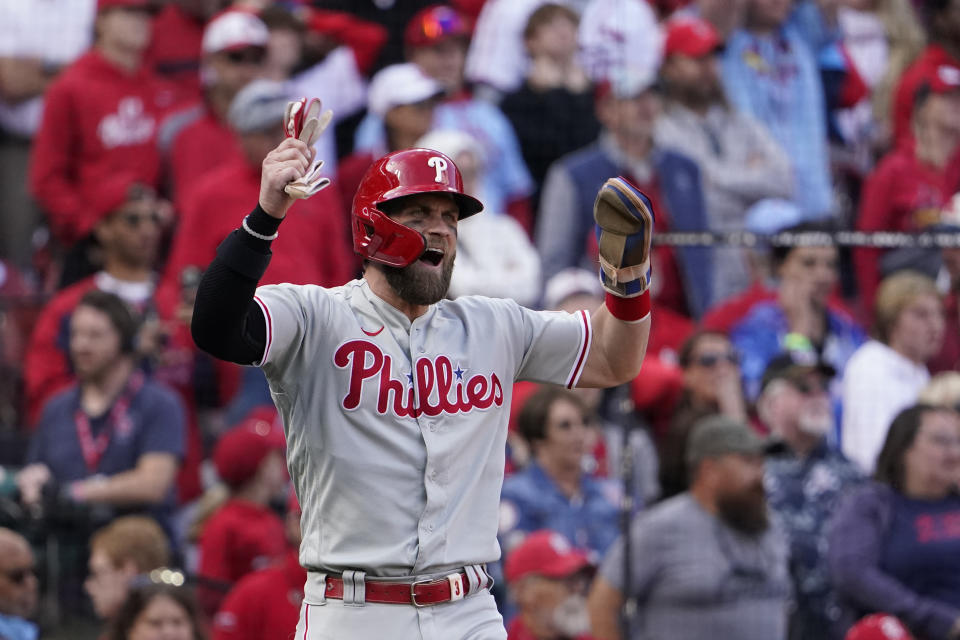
[242,216,278,241]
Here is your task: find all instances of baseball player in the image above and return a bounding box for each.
[191,99,654,640]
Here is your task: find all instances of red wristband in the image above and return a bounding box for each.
[605,291,650,322]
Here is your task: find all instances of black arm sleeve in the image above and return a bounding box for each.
[191,206,281,365]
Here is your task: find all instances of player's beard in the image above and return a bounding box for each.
[716,482,769,536]
[382,250,456,306]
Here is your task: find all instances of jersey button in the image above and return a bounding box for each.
[418,346,425,353]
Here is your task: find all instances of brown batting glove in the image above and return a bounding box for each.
[593,177,655,298]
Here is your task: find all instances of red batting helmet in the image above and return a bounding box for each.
[351,148,483,267]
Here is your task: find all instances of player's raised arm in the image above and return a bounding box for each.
[576,178,653,388]
[191,100,332,364]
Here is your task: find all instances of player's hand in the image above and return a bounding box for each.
[259,137,315,219]
[593,177,655,298]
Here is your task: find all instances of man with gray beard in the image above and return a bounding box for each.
[587,415,790,640]
[758,351,863,640]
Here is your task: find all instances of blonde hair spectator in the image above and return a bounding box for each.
[874,270,940,343]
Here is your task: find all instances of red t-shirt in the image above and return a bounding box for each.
[855,146,954,312]
[29,50,181,245]
[891,44,960,149]
[161,159,356,295]
[212,549,305,640]
[166,106,243,211]
[198,499,288,615]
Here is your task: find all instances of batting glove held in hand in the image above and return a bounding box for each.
[593,177,654,298]
[283,97,334,199]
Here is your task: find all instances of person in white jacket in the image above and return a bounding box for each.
[841,271,945,472]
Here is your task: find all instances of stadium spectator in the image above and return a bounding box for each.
[538,269,662,507]
[728,225,866,402]
[834,0,925,152]
[16,290,185,534]
[162,79,353,299]
[536,68,711,318]
[353,5,536,222]
[842,272,945,473]
[0,528,38,640]
[24,179,167,425]
[658,330,748,499]
[891,0,960,149]
[145,0,225,100]
[21,179,212,504]
[28,0,179,276]
[503,530,596,640]
[722,0,834,219]
[211,492,304,640]
[105,581,205,640]
[854,82,960,305]
[336,63,444,215]
[587,415,790,640]
[855,85,960,312]
[416,129,542,306]
[464,0,554,101]
[0,0,95,270]
[162,9,268,210]
[758,351,863,640]
[85,516,172,623]
[500,386,620,558]
[500,4,599,212]
[197,411,288,616]
[656,16,793,305]
[829,404,960,640]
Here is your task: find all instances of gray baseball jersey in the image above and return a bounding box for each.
[253,278,591,582]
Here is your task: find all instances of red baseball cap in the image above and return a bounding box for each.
[97,0,155,12]
[213,409,286,488]
[504,531,591,583]
[845,615,915,640]
[664,17,721,59]
[404,5,470,49]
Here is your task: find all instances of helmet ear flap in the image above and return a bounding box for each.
[356,206,426,268]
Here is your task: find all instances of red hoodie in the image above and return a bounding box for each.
[161,159,355,296]
[29,50,180,245]
[165,106,243,212]
[855,146,954,312]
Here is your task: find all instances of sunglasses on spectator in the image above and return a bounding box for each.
[226,48,266,65]
[1,567,35,584]
[121,211,162,228]
[694,352,738,368]
[789,377,829,394]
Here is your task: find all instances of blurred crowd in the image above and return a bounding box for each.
[2,0,960,639]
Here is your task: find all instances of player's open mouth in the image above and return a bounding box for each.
[420,248,444,266]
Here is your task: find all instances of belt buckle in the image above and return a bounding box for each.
[410,577,436,608]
